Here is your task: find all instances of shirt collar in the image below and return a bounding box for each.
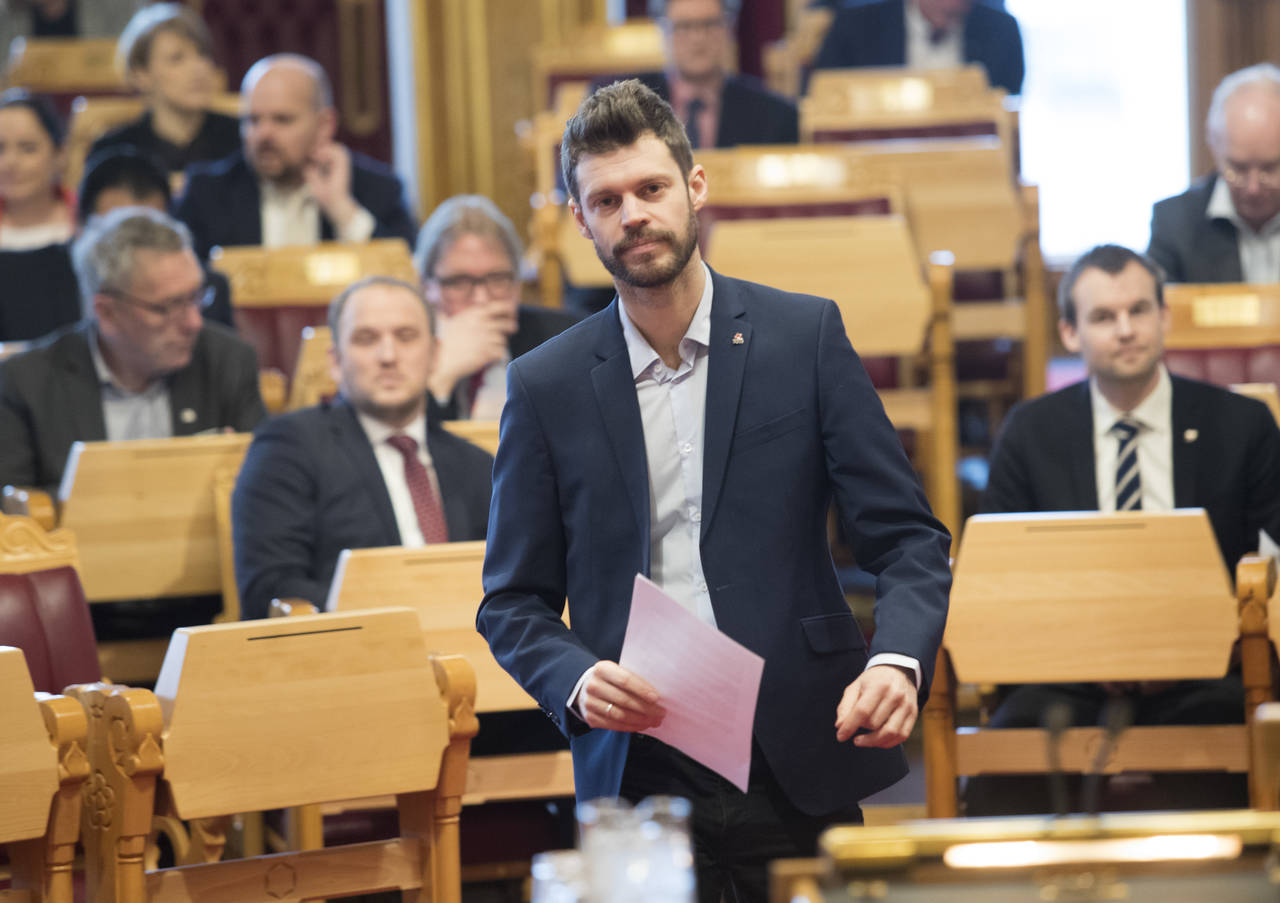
[666,73,721,113]
[1090,364,1172,440]
[88,325,163,396]
[906,0,958,42]
[259,178,315,206]
[618,262,714,381]
[1207,175,1280,236]
[356,407,433,463]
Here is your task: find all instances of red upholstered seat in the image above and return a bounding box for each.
[811,122,998,143]
[1166,348,1280,387]
[234,306,331,377]
[0,566,99,694]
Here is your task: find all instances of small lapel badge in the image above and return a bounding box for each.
[1184,428,1198,443]
[180,408,197,424]
[731,332,744,345]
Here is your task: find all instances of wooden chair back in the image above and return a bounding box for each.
[210,465,240,624]
[924,510,1274,817]
[531,20,667,108]
[0,645,90,903]
[69,608,475,903]
[762,6,835,97]
[3,37,125,113]
[703,215,959,538]
[209,239,418,377]
[1164,283,1280,387]
[56,434,251,603]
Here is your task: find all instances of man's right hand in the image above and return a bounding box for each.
[429,304,518,401]
[580,661,666,732]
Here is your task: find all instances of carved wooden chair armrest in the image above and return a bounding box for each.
[2,485,57,530]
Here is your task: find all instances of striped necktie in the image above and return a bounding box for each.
[1111,418,1142,511]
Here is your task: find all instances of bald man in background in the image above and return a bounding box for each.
[1149,63,1280,283]
[175,53,415,259]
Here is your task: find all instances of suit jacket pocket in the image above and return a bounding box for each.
[800,612,866,654]
[733,406,808,454]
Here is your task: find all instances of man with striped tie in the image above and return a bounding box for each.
[971,243,1280,813]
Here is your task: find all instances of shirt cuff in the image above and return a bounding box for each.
[337,205,376,242]
[567,662,597,722]
[866,653,921,690]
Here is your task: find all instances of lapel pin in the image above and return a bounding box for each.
[180,408,197,424]
[1184,428,1198,443]
[731,332,744,345]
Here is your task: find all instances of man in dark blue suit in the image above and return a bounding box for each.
[812,0,1025,96]
[232,276,492,621]
[175,54,416,260]
[478,80,950,902]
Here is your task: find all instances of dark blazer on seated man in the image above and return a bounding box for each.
[0,320,266,491]
[630,71,799,146]
[231,396,493,621]
[982,374,1280,574]
[812,0,1025,96]
[175,150,418,259]
[1147,176,1248,283]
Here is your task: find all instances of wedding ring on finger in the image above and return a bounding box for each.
[606,702,614,719]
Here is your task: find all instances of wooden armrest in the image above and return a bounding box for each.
[269,598,319,618]
[2,485,57,529]
[259,368,287,414]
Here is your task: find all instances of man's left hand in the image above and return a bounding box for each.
[834,664,917,747]
[304,141,358,227]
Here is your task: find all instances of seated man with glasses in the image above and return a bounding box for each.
[415,195,581,420]
[1150,63,1280,283]
[0,207,266,492]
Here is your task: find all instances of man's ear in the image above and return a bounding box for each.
[326,342,343,386]
[1058,318,1081,354]
[570,198,592,240]
[687,163,708,212]
[317,106,338,144]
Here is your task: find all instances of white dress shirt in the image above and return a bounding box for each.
[89,331,172,441]
[905,0,963,71]
[570,265,919,717]
[1090,365,1174,513]
[1207,176,1280,283]
[259,180,375,247]
[355,409,445,548]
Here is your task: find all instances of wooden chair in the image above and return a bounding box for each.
[762,6,835,97]
[209,239,418,379]
[703,215,960,540]
[326,541,574,805]
[1164,283,1280,387]
[210,466,241,624]
[67,608,476,903]
[0,646,90,903]
[3,37,125,114]
[923,510,1276,818]
[530,20,666,109]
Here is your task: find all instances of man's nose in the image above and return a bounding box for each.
[1115,312,1135,336]
[619,194,649,229]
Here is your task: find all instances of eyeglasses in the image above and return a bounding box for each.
[433,270,518,299]
[103,284,216,319]
[661,15,728,37]
[1221,160,1280,189]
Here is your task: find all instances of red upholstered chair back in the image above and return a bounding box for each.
[1164,284,1280,388]
[0,567,99,694]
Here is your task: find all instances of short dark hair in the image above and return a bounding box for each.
[1057,244,1165,326]
[116,3,216,74]
[76,147,171,224]
[328,275,437,339]
[560,79,694,203]
[0,89,65,148]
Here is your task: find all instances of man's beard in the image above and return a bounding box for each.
[594,205,700,289]
[351,394,425,428]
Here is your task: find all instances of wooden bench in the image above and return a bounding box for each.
[3,37,125,115]
[530,20,666,108]
[1164,283,1280,387]
[67,608,475,903]
[924,510,1276,818]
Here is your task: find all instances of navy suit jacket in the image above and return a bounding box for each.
[231,397,493,620]
[813,0,1025,96]
[982,376,1280,573]
[175,150,418,260]
[478,269,952,816]
[632,72,799,147]
[1147,176,1246,283]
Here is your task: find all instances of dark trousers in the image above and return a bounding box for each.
[618,735,861,903]
[965,677,1247,816]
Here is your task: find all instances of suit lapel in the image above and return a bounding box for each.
[1170,378,1199,507]
[59,326,107,442]
[231,156,264,246]
[1065,382,1098,509]
[590,302,652,574]
[701,273,750,538]
[332,400,401,543]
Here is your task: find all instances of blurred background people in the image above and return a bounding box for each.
[0,89,72,249]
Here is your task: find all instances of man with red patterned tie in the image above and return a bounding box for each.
[230,275,493,620]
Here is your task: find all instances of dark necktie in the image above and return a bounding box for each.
[1111,418,1142,512]
[386,434,450,543]
[685,97,706,150]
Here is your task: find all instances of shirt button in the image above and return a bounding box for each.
[680,442,692,456]
[697,580,707,593]
[690,508,701,523]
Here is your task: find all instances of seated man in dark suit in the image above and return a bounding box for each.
[631,0,797,148]
[175,53,416,260]
[970,244,1280,813]
[812,0,1025,96]
[0,207,266,492]
[231,275,494,621]
[414,195,581,420]
[1149,64,1280,284]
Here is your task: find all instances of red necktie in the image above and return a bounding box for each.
[386,434,450,543]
